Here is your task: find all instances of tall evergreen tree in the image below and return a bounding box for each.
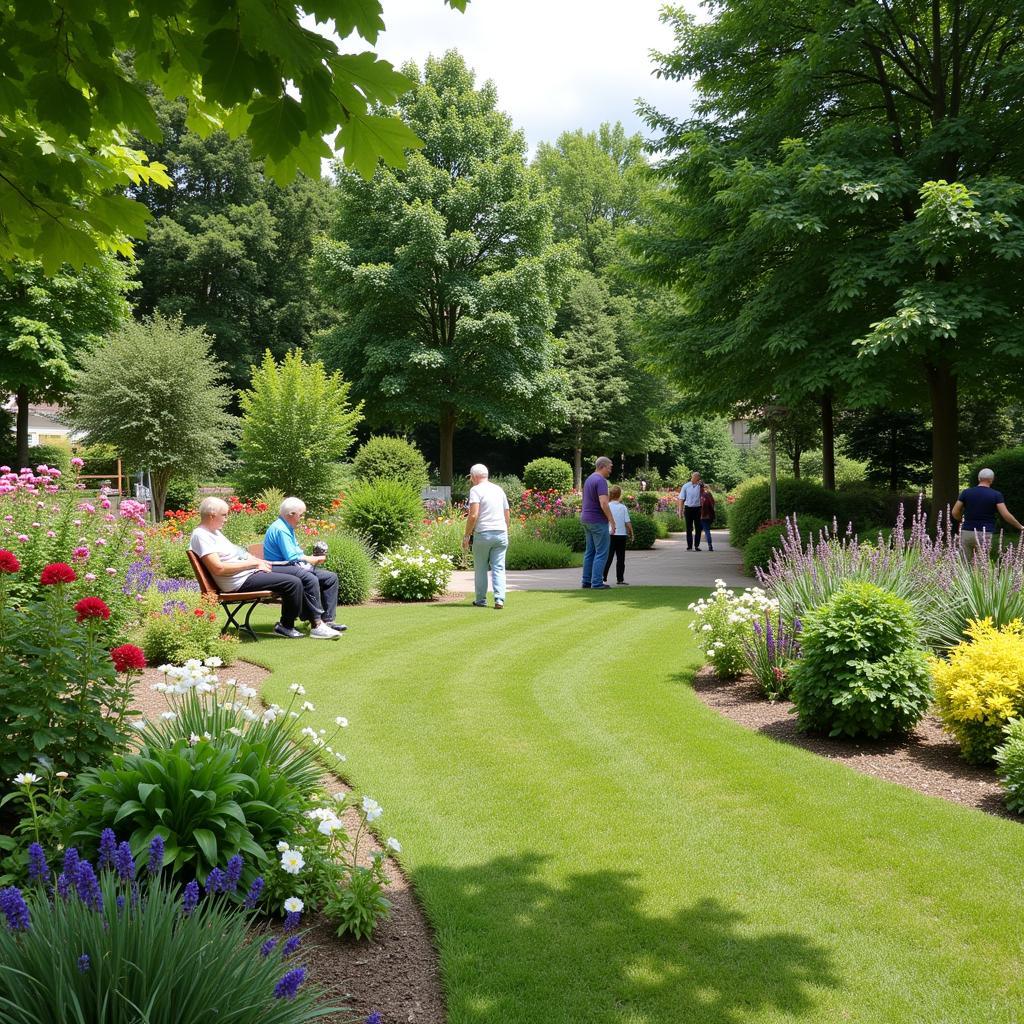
[314,51,575,485]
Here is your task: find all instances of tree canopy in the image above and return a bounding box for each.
[0,0,467,271]
[314,50,575,484]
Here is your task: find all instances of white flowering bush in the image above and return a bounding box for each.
[688,580,778,680]
[377,544,453,601]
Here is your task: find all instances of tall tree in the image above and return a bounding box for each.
[0,257,131,466]
[314,51,575,485]
[68,314,236,521]
[0,1,466,271]
[633,2,1024,511]
[130,96,332,388]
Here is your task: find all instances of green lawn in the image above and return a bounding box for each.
[243,589,1024,1024]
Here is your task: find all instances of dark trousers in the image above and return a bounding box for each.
[700,519,714,550]
[242,570,304,628]
[276,564,339,623]
[684,506,702,549]
[603,535,627,583]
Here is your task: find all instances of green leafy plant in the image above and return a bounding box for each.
[0,844,329,1023]
[505,538,575,570]
[236,350,363,513]
[377,545,453,602]
[352,435,429,491]
[743,516,828,576]
[140,592,238,666]
[994,718,1024,814]
[689,582,778,680]
[341,479,423,554]
[0,765,72,887]
[728,477,840,549]
[523,458,574,492]
[538,515,586,552]
[320,531,375,605]
[418,516,472,569]
[789,581,932,739]
[629,513,657,550]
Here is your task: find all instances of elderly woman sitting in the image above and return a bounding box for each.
[189,496,335,640]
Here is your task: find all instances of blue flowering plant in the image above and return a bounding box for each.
[741,608,802,701]
[0,837,338,1023]
[0,763,72,886]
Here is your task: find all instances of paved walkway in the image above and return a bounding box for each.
[449,530,747,593]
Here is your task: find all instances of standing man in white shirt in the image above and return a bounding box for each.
[462,463,511,609]
[676,471,705,552]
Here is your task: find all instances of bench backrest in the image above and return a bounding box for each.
[187,549,221,598]
[247,542,264,559]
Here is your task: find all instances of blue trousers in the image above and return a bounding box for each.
[582,521,611,587]
[473,530,508,603]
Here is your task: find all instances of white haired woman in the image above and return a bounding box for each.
[462,463,510,609]
[189,496,307,639]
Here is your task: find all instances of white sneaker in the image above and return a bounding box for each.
[310,623,339,639]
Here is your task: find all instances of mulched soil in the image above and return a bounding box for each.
[691,666,1012,820]
[132,663,446,1024]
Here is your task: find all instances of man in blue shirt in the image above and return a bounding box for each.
[263,497,346,638]
[952,468,1024,562]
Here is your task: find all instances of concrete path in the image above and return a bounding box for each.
[449,530,748,593]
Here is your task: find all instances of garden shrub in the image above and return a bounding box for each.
[505,538,575,570]
[490,474,524,503]
[688,583,777,680]
[656,512,687,533]
[148,533,193,580]
[667,462,690,488]
[789,581,932,739]
[321,531,375,604]
[833,483,894,534]
[968,446,1024,536]
[635,491,660,515]
[377,545,453,601]
[654,518,669,539]
[629,513,657,550]
[419,516,471,569]
[139,591,238,665]
[352,435,429,491]
[743,515,828,576]
[728,477,840,549]
[26,442,73,475]
[0,562,144,777]
[931,618,1024,764]
[164,475,198,513]
[341,479,422,554]
[523,457,573,492]
[539,515,586,552]
[0,843,326,1023]
[994,718,1024,814]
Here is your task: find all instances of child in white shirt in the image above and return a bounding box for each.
[603,486,635,585]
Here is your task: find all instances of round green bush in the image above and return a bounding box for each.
[352,435,429,491]
[635,491,660,514]
[629,513,657,550]
[539,515,586,552]
[505,538,575,570]
[728,477,840,549]
[523,457,573,492]
[322,530,375,604]
[340,479,423,554]
[743,515,828,576]
[789,580,932,739]
[994,718,1024,815]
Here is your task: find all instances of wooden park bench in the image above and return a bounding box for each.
[187,548,281,641]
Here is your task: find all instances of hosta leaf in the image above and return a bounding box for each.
[192,828,218,866]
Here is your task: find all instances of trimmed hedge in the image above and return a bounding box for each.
[340,479,423,554]
[539,516,586,552]
[353,435,429,491]
[523,457,573,492]
[505,538,575,570]
[728,478,840,549]
[743,515,828,576]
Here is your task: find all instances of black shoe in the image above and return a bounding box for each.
[581,584,591,589]
[708,547,714,552]
[325,621,348,632]
[274,623,304,639]
[591,583,612,590]
[687,546,693,551]
[618,581,629,585]
[694,547,701,551]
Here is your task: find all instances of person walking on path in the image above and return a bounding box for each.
[677,472,705,551]
[699,484,716,552]
[603,485,634,585]
[952,468,1024,562]
[462,463,510,609]
[581,456,616,589]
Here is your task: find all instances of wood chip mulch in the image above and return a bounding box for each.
[690,666,1014,820]
[132,663,446,1024]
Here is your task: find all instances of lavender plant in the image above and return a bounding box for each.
[742,609,801,700]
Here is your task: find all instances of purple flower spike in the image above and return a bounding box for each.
[282,935,301,958]
[273,967,306,1000]
[367,1013,383,1024]
[181,880,200,916]
[224,854,243,892]
[261,937,278,957]
[283,909,301,933]
[75,862,103,911]
[56,872,71,900]
[77,954,91,973]
[27,843,49,885]
[0,887,31,931]
[63,848,80,884]
[114,842,135,881]
[98,829,117,870]
[205,868,226,895]
[147,835,165,875]
[243,877,265,910]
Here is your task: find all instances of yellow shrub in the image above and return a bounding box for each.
[931,618,1024,763]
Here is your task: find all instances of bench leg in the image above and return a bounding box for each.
[222,602,259,641]
[241,601,260,641]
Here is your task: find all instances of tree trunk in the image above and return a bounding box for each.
[821,390,835,491]
[792,449,801,479]
[152,468,171,524]
[438,406,457,487]
[573,447,583,489]
[926,360,959,518]
[15,386,29,469]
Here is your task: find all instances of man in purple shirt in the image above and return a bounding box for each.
[580,455,616,589]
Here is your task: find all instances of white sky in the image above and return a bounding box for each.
[318,0,702,151]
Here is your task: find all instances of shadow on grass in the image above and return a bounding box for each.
[416,853,839,1024]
